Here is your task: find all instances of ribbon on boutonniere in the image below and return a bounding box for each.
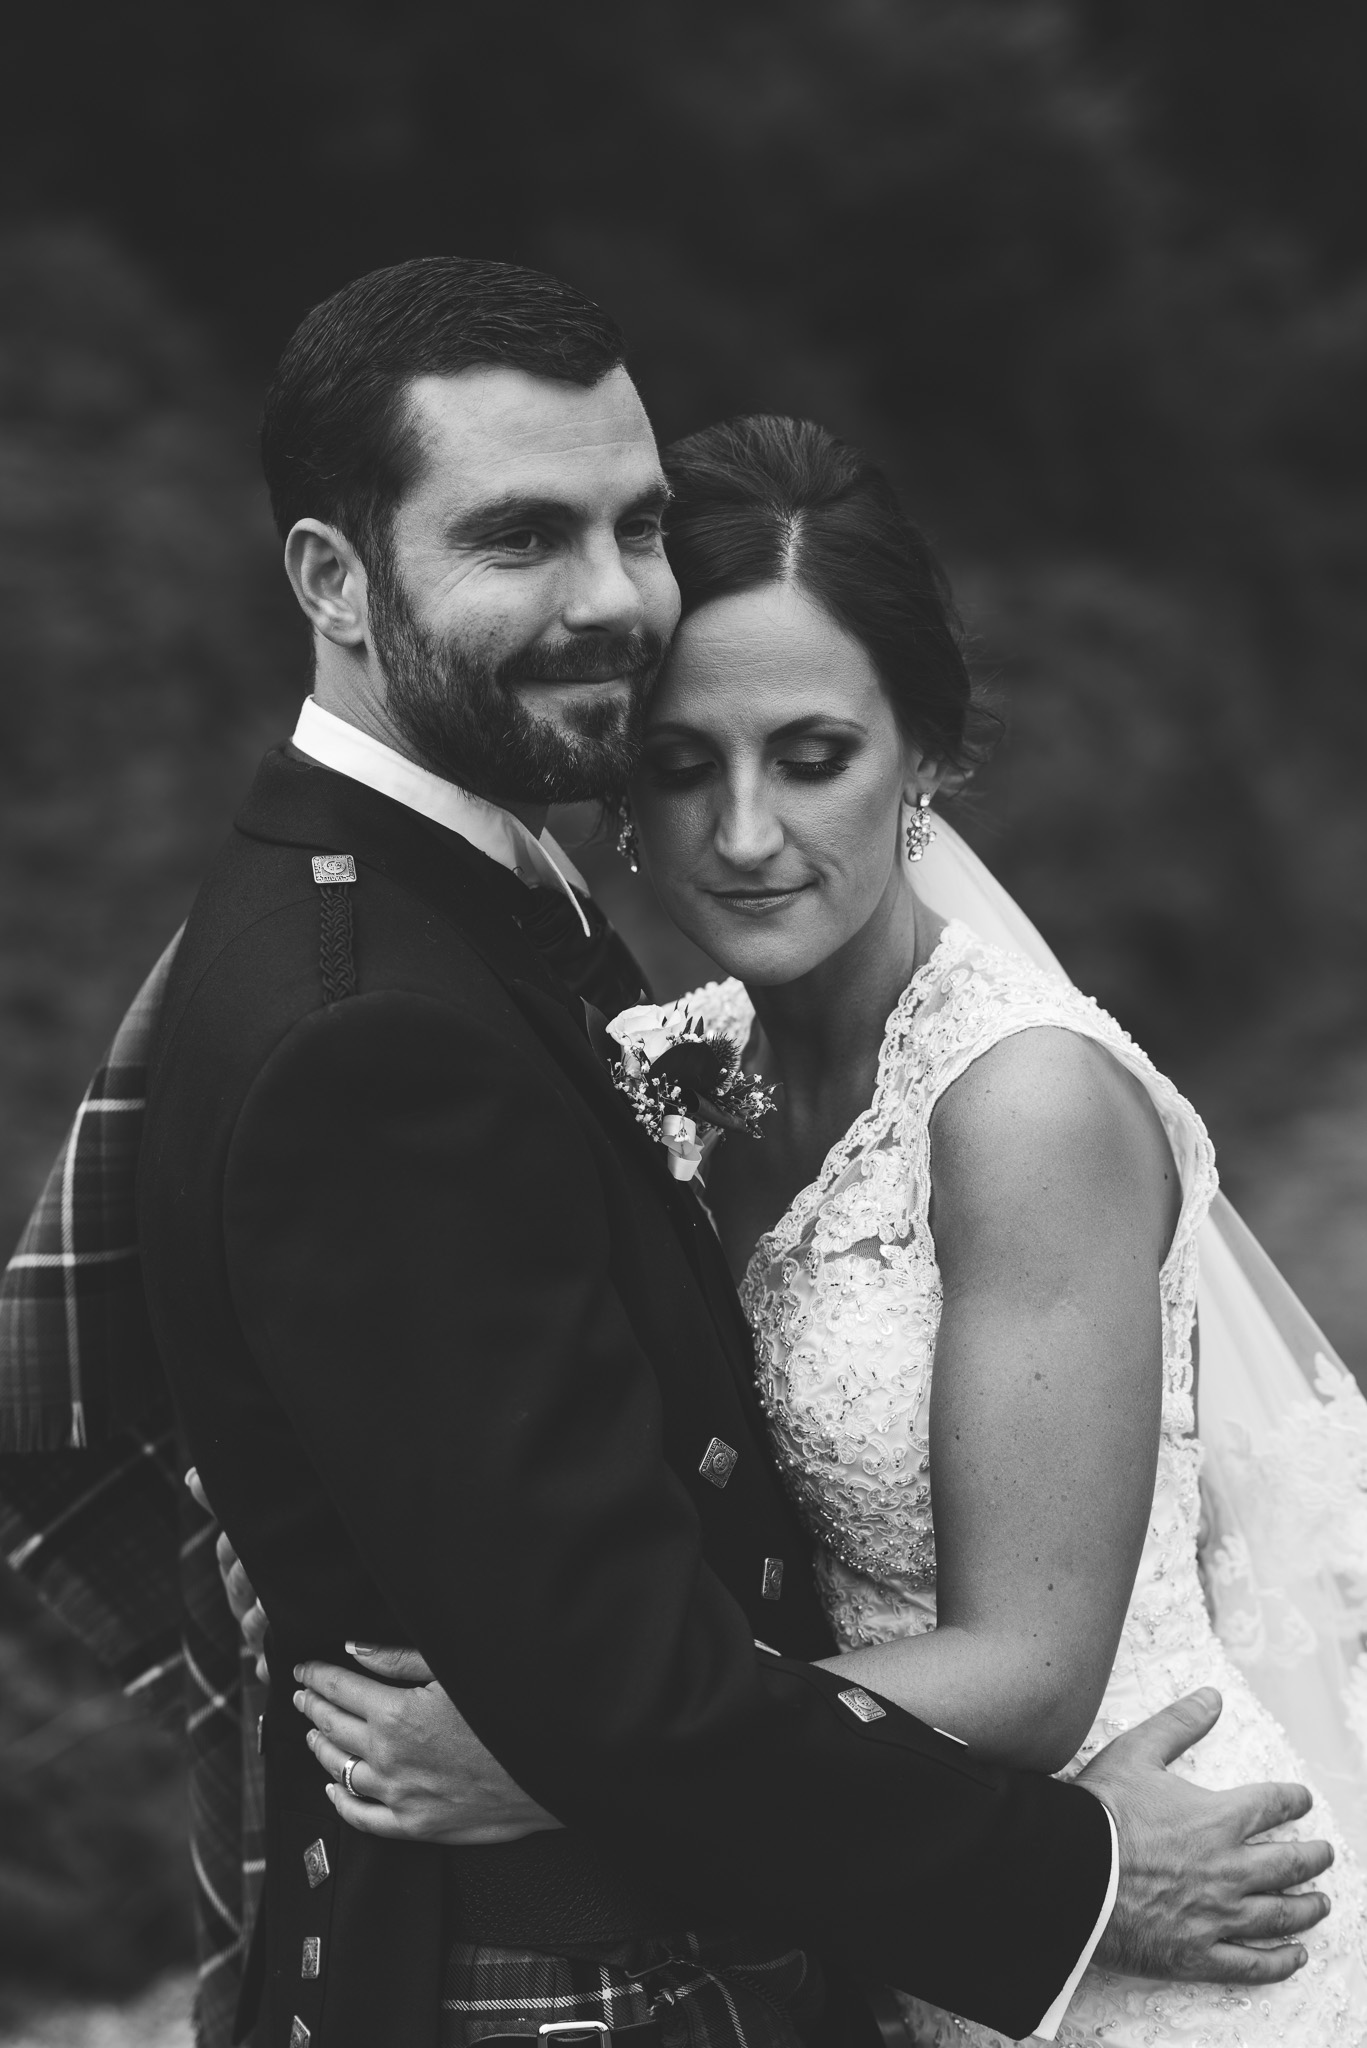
[604,1001,775,1182]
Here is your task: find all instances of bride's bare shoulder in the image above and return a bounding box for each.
[929,1024,1180,1253]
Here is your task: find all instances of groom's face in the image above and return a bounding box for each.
[369,364,680,804]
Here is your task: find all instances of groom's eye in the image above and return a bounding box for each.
[490,527,547,556]
[618,514,665,547]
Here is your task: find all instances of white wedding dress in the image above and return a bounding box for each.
[683,919,1367,2044]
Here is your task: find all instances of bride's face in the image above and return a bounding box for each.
[632,581,926,986]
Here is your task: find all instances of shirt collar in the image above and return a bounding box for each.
[292,697,591,936]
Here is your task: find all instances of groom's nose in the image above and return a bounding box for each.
[561,531,646,637]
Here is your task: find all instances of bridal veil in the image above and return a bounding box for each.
[915,818,1367,1860]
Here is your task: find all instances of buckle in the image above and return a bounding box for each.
[538,2029,611,2045]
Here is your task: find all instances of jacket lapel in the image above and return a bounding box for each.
[234,751,762,1398]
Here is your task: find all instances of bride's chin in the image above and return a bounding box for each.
[692,927,824,988]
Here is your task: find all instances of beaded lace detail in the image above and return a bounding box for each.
[680,925,1367,2045]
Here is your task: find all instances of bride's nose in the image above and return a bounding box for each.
[714,773,785,868]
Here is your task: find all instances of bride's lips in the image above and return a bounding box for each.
[707,883,815,916]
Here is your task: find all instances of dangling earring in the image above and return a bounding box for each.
[905,790,936,863]
[613,800,640,874]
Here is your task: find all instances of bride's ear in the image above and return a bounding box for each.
[285,519,370,649]
[900,746,948,810]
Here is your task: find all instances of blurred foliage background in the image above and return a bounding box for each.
[0,0,1364,2020]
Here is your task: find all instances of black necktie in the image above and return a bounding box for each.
[513,886,648,1020]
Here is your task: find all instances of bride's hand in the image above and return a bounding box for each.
[292,1648,564,1845]
[186,1467,270,1684]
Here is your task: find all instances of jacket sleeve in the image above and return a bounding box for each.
[221,989,1112,2038]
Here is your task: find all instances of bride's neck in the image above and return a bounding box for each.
[747,875,941,1110]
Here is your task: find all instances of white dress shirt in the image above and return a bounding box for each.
[292,693,1119,2038]
[292,696,592,936]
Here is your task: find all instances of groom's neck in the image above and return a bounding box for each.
[308,649,550,838]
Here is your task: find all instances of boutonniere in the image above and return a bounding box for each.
[604,1001,776,1182]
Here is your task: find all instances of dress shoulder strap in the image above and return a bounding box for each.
[910,924,1217,1247]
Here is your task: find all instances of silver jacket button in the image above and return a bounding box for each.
[698,1437,738,1488]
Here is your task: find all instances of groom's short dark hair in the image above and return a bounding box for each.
[261,256,626,566]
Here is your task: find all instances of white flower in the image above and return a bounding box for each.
[606,1003,677,1069]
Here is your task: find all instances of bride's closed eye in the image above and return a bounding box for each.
[776,749,851,782]
[641,747,853,790]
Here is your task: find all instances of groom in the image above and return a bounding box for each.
[95,258,1323,2047]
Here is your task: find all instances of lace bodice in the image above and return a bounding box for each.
[690,922,1216,1648]
[681,924,1367,2044]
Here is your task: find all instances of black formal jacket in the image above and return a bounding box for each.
[137,749,1112,2048]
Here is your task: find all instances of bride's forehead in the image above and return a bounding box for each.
[654,585,887,716]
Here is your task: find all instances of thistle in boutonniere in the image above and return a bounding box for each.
[604,1001,776,1182]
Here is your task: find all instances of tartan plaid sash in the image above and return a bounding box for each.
[0,926,262,2047]
[438,1932,821,2048]
[0,930,181,1451]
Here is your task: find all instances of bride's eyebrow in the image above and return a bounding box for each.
[767,715,868,741]
[643,714,868,745]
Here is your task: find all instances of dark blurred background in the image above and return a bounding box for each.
[1,0,1365,2028]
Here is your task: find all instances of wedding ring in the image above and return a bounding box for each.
[342,1755,359,1797]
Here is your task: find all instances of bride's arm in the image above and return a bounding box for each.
[819,1024,1180,1772]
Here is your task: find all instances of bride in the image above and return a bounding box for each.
[292,415,1367,2043]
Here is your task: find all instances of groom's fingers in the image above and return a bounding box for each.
[1223,1889,1331,1945]
[1242,1835,1334,1894]
[1227,1778,1317,1841]
[1200,1940,1309,1986]
[1120,1687,1223,1767]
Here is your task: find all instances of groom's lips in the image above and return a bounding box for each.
[513,671,635,689]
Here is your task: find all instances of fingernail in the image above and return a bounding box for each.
[293,1690,306,1711]
[346,1642,376,1657]
[324,1782,336,1803]
[184,1467,198,1488]
[293,1666,305,1683]
[305,1729,316,1750]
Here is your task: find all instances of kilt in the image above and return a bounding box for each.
[439,1931,825,2048]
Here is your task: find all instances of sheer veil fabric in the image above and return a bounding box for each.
[914,819,1367,1861]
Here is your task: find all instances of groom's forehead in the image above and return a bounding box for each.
[402,363,663,515]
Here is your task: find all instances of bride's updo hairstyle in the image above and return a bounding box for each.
[660,414,995,776]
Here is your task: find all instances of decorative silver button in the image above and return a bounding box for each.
[290,2020,312,2048]
[761,1557,784,1601]
[698,1437,738,1488]
[838,1687,887,1723]
[311,854,356,885]
[301,1935,321,1980]
[302,1837,330,1888]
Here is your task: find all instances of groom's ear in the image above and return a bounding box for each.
[284,519,370,650]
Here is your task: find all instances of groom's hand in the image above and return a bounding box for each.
[1079,1688,1333,1984]
[293,1647,564,1845]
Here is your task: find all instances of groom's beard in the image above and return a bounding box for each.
[367,553,662,805]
